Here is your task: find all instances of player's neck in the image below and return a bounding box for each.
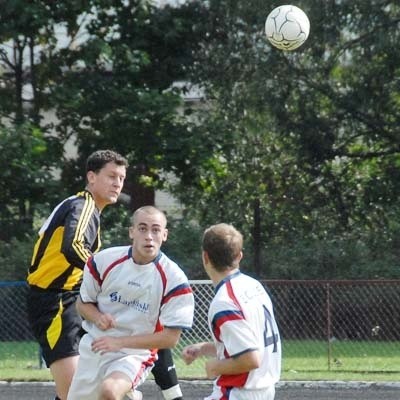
[86,187,107,211]
[210,267,239,286]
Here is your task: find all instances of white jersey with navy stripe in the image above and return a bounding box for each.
[208,270,281,391]
[80,246,194,350]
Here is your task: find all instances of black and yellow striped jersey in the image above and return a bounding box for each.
[27,190,101,291]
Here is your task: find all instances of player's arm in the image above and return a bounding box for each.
[76,296,116,331]
[181,342,216,364]
[205,349,261,379]
[91,327,182,354]
[62,197,95,268]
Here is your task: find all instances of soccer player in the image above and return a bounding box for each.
[181,223,281,400]
[66,206,194,400]
[27,149,128,400]
[27,150,185,400]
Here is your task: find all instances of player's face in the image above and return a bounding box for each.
[87,162,126,210]
[129,211,168,264]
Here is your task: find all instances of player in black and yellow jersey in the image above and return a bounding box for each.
[27,150,128,400]
[27,149,188,400]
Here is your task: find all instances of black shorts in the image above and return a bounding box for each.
[27,287,83,367]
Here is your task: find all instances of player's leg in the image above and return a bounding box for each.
[50,292,83,399]
[50,355,80,399]
[27,289,82,400]
[67,334,105,400]
[101,352,151,400]
[152,348,183,400]
[99,371,133,400]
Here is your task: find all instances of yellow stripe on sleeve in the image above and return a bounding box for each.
[72,193,95,262]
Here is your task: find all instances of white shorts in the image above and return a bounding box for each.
[204,383,275,400]
[67,333,154,400]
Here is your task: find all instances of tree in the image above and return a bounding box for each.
[0,1,87,238]
[0,0,207,278]
[50,0,208,210]
[0,124,54,239]
[2,0,399,279]
[169,0,400,278]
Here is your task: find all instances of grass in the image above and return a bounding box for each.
[1,340,400,382]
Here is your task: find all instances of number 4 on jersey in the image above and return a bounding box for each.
[263,305,279,352]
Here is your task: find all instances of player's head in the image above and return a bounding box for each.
[129,206,168,264]
[86,149,128,174]
[202,223,243,273]
[85,150,128,210]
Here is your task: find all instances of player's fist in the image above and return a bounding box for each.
[181,344,202,365]
[92,335,121,354]
[95,313,116,330]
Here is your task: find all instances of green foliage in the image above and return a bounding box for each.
[162,217,204,278]
[0,0,76,243]
[0,124,60,240]
[167,0,400,278]
[0,235,35,280]
[100,203,132,248]
[265,230,400,280]
[51,0,208,202]
[1,0,400,280]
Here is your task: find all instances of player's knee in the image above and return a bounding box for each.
[99,380,120,400]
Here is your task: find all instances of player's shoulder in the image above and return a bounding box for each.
[157,252,189,279]
[158,252,181,270]
[215,271,265,300]
[69,190,96,207]
[49,193,80,214]
[235,270,264,287]
[61,191,96,216]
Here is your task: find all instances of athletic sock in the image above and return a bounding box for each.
[162,384,183,400]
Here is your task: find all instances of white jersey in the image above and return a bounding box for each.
[208,270,281,393]
[80,246,194,350]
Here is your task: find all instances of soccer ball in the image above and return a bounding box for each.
[265,5,310,51]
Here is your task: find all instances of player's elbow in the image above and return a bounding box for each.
[242,350,262,371]
[75,297,86,317]
[163,328,182,348]
[250,351,262,369]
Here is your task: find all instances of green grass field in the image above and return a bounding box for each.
[1,340,400,382]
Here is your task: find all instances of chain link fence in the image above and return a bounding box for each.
[1,279,400,377]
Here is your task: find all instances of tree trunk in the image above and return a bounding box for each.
[126,164,156,211]
[253,197,262,277]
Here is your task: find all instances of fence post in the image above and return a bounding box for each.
[326,282,332,371]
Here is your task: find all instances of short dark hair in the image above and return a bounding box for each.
[202,223,243,272]
[131,206,167,227]
[86,150,128,173]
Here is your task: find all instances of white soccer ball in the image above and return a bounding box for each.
[265,5,310,51]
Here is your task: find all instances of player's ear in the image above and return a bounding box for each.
[234,251,243,266]
[128,226,134,240]
[202,250,209,266]
[162,228,168,242]
[86,170,96,184]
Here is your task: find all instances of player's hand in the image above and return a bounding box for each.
[181,344,202,365]
[91,336,121,354]
[95,313,116,331]
[205,359,219,379]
